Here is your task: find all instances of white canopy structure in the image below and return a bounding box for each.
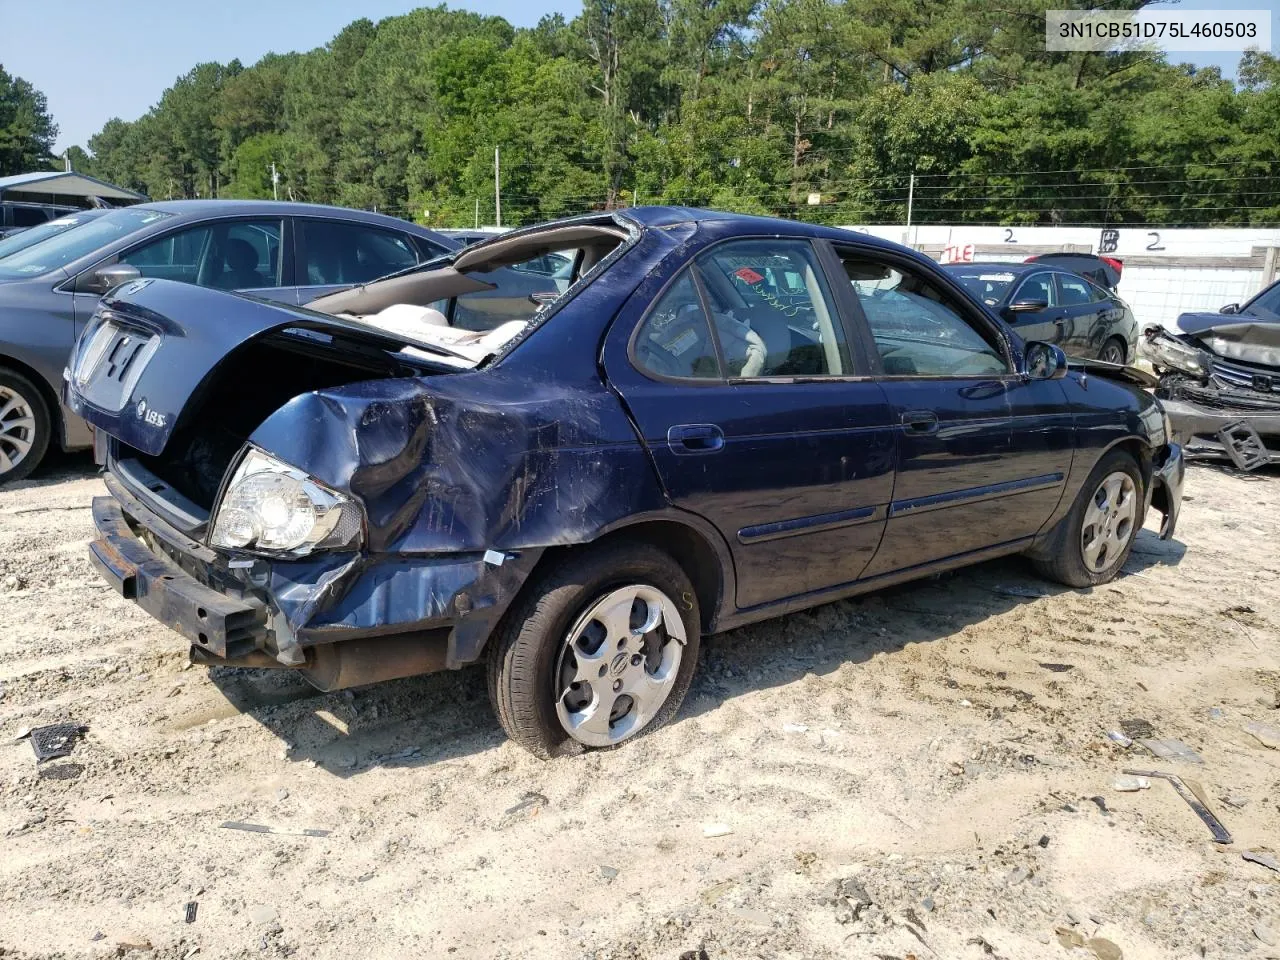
[0,171,146,204]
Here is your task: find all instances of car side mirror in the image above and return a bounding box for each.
[1024,341,1068,381]
[1220,302,1240,315]
[1007,298,1049,315]
[85,263,141,295]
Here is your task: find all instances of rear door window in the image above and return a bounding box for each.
[1057,274,1099,306]
[695,239,851,377]
[299,220,421,286]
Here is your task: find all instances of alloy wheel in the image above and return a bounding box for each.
[554,584,685,747]
[0,386,36,477]
[1081,470,1137,573]
[1099,341,1125,364]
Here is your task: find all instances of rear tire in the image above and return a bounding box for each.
[0,368,51,486]
[1098,337,1127,365]
[487,541,701,759]
[1032,449,1144,588]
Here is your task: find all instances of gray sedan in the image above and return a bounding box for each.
[0,201,562,483]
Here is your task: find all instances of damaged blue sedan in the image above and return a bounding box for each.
[66,207,1183,757]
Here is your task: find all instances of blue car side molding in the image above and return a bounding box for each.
[738,505,879,544]
[889,473,1065,517]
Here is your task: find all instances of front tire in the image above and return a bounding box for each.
[1032,449,1144,588]
[487,541,701,758]
[0,368,51,486]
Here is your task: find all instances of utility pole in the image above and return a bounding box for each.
[494,147,502,228]
[270,162,280,201]
[905,172,915,244]
[475,198,480,229]
[64,152,72,173]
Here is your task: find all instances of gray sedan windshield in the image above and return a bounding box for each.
[0,210,107,262]
[0,208,172,280]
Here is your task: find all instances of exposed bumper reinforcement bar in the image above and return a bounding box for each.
[89,496,268,657]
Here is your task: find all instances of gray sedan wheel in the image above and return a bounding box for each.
[0,370,51,485]
[1098,338,1126,365]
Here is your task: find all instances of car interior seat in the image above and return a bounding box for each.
[218,238,263,289]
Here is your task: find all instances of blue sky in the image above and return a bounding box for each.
[0,0,1275,152]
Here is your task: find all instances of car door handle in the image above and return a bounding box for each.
[900,411,939,434]
[667,423,724,454]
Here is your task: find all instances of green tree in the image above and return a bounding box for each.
[0,66,58,175]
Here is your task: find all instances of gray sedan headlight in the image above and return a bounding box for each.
[1140,332,1211,377]
[209,449,363,556]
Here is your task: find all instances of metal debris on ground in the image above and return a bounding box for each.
[1113,775,1150,792]
[1106,730,1133,748]
[1122,768,1232,844]
[185,901,199,923]
[502,792,548,817]
[218,820,332,838]
[28,723,88,762]
[1243,850,1280,874]
[1039,663,1073,672]
[1090,796,1110,814]
[1137,739,1203,764]
[1244,721,1280,750]
[1038,834,1051,848]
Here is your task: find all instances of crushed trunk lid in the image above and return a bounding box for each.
[65,277,477,456]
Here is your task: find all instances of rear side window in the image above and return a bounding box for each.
[300,220,420,285]
[1085,278,1114,302]
[1057,274,1098,306]
[632,270,722,380]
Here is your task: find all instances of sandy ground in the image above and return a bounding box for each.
[1,453,1278,960]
